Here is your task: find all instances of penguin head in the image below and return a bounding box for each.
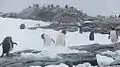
[41,34,45,39]
[3,36,12,42]
[110,26,115,30]
[61,30,67,35]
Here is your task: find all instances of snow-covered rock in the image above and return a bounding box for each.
[30,66,41,67]
[19,46,82,62]
[96,54,115,67]
[75,62,98,67]
[76,62,92,67]
[46,63,68,67]
[101,50,116,57]
[114,50,120,59]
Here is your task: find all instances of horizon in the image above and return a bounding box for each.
[0,0,120,16]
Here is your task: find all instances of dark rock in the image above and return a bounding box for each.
[20,24,26,29]
[69,43,120,53]
[6,63,24,67]
[58,53,98,66]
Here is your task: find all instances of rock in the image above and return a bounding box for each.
[20,24,26,29]
[69,43,120,53]
[0,48,99,67]
[6,63,24,67]
[58,53,98,66]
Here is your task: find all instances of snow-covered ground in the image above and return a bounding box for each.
[0,17,119,67]
[0,17,118,54]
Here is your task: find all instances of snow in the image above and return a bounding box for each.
[0,17,119,61]
[30,63,98,67]
[76,62,94,67]
[46,63,69,67]
[20,46,86,61]
[30,66,41,67]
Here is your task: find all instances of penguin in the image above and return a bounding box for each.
[78,25,83,34]
[89,31,94,41]
[41,33,55,47]
[0,36,17,57]
[109,27,118,43]
[55,30,67,46]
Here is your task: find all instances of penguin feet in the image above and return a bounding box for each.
[6,53,12,57]
[0,54,4,58]
[0,55,3,58]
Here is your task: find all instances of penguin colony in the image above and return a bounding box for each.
[0,25,120,58]
[0,28,120,57]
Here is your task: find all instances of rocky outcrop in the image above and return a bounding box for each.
[1,42,120,67]
[69,43,120,53]
[0,49,97,67]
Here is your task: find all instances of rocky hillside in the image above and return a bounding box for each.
[0,4,99,23]
[1,4,120,34]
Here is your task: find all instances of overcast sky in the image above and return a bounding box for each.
[0,0,120,16]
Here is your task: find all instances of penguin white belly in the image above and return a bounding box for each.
[9,40,13,52]
[110,30,118,43]
[44,38,52,47]
[55,33,65,46]
[43,34,53,47]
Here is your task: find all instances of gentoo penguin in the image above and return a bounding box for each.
[55,30,67,46]
[0,36,17,57]
[41,33,55,47]
[89,31,94,41]
[109,27,118,43]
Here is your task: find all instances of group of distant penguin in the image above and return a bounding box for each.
[89,26,120,44]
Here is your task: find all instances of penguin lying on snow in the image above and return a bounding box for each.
[0,36,17,57]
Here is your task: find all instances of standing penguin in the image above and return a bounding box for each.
[109,27,118,43]
[0,36,17,57]
[89,31,94,41]
[41,33,55,47]
[55,30,67,46]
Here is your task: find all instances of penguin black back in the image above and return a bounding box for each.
[89,31,94,41]
[41,34,45,39]
[61,30,67,35]
[0,36,14,57]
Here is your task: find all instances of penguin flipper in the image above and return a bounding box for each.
[12,42,17,45]
[108,35,110,39]
[0,42,3,46]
